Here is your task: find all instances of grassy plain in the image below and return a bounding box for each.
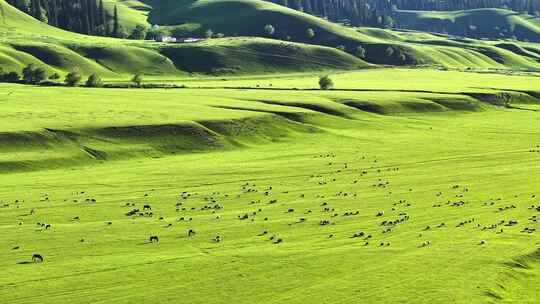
[0,69,540,303]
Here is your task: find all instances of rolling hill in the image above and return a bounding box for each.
[103,0,381,45]
[101,0,540,70]
[1,0,540,78]
[394,8,540,42]
[0,0,370,76]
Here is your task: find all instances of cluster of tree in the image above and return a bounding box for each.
[391,0,539,13]
[7,0,540,38]
[0,65,47,84]
[5,0,125,37]
[265,0,540,27]
[0,65,147,88]
[266,0,395,27]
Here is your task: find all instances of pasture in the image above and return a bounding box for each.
[1,69,540,303]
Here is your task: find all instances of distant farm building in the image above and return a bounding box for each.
[155,35,177,43]
[155,36,202,43]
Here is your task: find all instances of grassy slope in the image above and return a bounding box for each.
[106,0,380,44]
[0,0,368,77]
[395,8,540,42]
[104,0,540,70]
[0,70,540,303]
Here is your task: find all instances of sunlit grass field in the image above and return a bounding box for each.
[0,69,539,303]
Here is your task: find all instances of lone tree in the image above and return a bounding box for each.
[132,74,143,87]
[306,28,315,40]
[264,24,275,36]
[65,71,82,87]
[86,74,103,87]
[319,75,333,90]
[22,64,46,84]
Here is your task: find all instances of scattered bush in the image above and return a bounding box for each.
[398,53,407,62]
[86,74,103,87]
[132,74,143,87]
[22,64,47,84]
[306,28,315,39]
[355,46,366,59]
[65,71,82,87]
[264,24,275,36]
[0,70,21,83]
[49,73,61,80]
[385,46,395,57]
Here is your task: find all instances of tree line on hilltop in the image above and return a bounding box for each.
[5,0,540,38]
[264,0,540,28]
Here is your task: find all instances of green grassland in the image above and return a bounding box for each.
[1,69,540,303]
[395,8,540,42]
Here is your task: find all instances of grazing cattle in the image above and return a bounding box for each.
[143,205,152,211]
[32,254,44,263]
[420,240,431,247]
[149,236,159,243]
[188,229,196,237]
[45,224,51,230]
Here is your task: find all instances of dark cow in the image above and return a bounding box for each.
[32,254,44,263]
[149,236,159,243]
